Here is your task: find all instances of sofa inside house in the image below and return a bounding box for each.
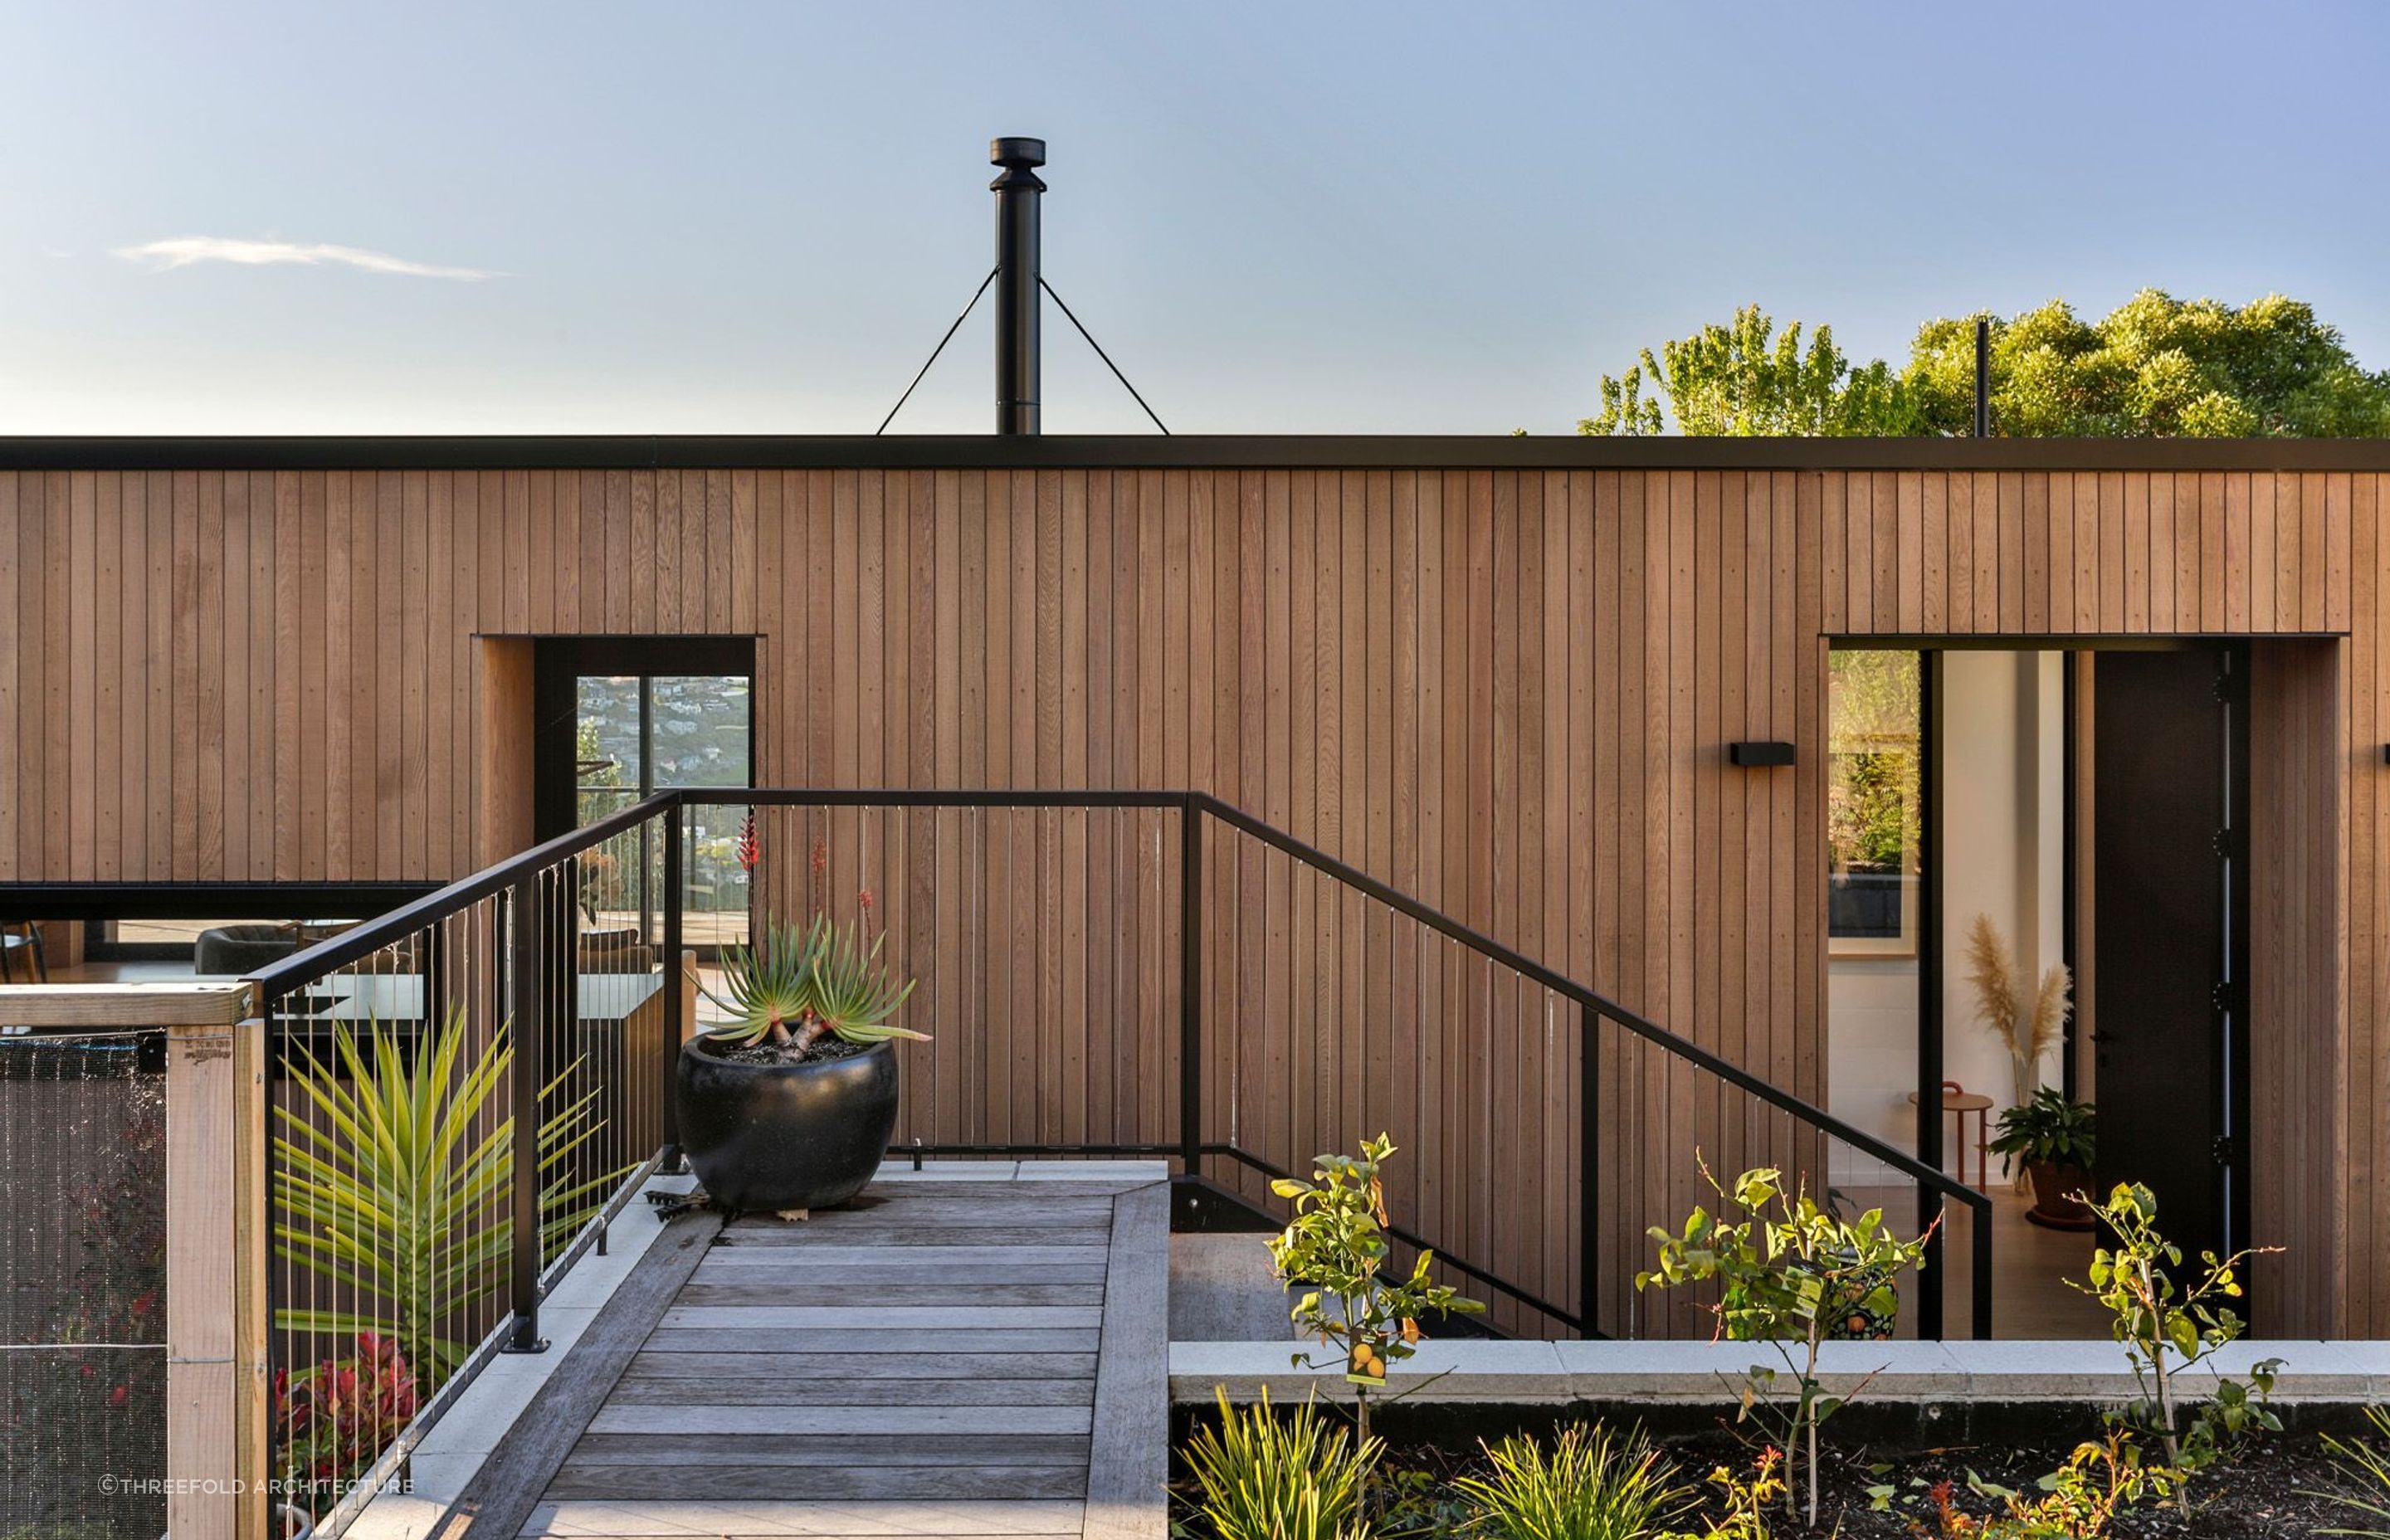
[193,923,305,975]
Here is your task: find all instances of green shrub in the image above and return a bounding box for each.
[1661,1450,1783,1540]
[1456,1424,1690,1540]
[2070,1182,2281,1504]
[1183,1388,1377,1540]
[1267,1133,1482,1456]
[1637,1160,1932,1528]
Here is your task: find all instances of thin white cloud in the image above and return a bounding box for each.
[114,236,497,280]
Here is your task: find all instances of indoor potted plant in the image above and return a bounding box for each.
[675,905,924,1216]
[1987,1087,2097,1231]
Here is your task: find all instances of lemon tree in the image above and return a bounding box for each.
[1266,1134,1481,1474]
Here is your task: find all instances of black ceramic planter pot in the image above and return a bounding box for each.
[674,1037,899,1213]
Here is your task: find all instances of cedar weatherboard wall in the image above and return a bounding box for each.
[0,442,2381,1335]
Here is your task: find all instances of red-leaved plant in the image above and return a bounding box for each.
[275,1331,418,1515]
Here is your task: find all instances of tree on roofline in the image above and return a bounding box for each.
[1579,291,2390,438]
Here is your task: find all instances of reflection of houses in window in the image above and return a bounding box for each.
[569,670,757,933]
[1827,650,1920,956]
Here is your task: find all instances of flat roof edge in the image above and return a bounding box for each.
[0,435,2387,474]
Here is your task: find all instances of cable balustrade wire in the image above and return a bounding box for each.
[246,785,1991,1525]
[248,804,669,1533]
[0,1028,170,1540]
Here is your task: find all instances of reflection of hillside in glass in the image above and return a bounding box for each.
[578,676,638,795]
[651,675,751,787]
[574,676,751,792]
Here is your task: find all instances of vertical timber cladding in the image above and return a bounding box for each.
[0,456,2378,1333]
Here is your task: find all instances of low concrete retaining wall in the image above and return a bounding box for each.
[1172,1339,2390,1407]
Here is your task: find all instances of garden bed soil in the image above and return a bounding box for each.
[1358,1428,2375,1538]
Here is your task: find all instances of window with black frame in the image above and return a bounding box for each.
[573,672,753,948]
[1827,649,1922,955]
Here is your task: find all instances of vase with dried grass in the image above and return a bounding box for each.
[1963,913,2072,1182]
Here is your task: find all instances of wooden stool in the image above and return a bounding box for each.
[0,921,48,982]
[1908,1080,1994,1192]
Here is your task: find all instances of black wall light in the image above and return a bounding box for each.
[1729,741,1796,768]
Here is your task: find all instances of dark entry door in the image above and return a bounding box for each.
[2090,647,2247,1268]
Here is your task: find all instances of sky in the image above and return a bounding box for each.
[3,1,2388,436]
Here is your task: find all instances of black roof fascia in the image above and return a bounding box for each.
[1,435,2388,474]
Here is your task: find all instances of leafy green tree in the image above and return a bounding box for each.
[2071,1182,2284,1508]
[1827,651,1920,879]
[1901,292,2390,437]
[1267,1134,1481,1466]
[1583,292,2390,438]
[1580,305,1917,436]
[1638,1161,1936,1528]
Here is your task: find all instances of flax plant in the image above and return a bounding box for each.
[1456,1425,1692,1540]
[272,1011,622,1385]
[2312,1405,2390,1536]
[1183,1388,1376,1540]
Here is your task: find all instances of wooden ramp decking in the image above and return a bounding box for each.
[427,1164,1169,1540]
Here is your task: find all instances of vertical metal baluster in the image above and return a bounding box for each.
[1579,1000,1601,1338]
[1178,802,1202,1179]
[504,878,547,1352]
[662,801,685,1171]
[1973,1194,1995,1340]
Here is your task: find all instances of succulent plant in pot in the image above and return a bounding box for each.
[1987,1086,2097,1231]
[675,906,925,1216]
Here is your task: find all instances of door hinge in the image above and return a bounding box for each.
[2212,978,2246,1015]
[2213,1134,2240,1167]
[2212,826,2242,860]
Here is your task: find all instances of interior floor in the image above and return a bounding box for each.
[1847,1182,2106,1338]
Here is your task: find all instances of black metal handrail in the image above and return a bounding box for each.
[1188,791,1996,1338]
[246,792,674,1003]
[252,783,1994,1343]
[683,786,1995,1339]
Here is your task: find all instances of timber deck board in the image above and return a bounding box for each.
[616,1351,1100,1379]
[516,1499,1087,1537]
[563,1433,1097,1465]
[637,1326,1102,1354]
[675,1281,1109,1306]
[711,1225,1112,1246]
[697,1244,1113,1267]
[471,1168,1170,1540]
[603,1376,1096,1406]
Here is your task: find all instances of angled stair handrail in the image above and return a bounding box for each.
[1188,792,1983,1211]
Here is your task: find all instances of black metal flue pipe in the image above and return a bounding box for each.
[991,136,1046,436]
[1973,317,1992,438]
